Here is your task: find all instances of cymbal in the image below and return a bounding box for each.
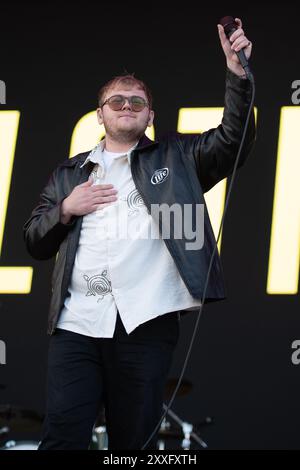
[164,378,193,399]
[0,405,43,432]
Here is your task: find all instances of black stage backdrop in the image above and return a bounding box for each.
[0,1,299,450]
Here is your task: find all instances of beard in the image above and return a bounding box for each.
[104,118,148,144]
[106,126,145,143]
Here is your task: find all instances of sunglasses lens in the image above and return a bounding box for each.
[105,95,147,112]
[131,96,146,111]
[108,95,124,110]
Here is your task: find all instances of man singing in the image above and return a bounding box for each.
[23,18,255,450]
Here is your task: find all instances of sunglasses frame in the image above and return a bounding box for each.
[100,94,149,112]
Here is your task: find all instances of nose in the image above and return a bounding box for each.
[121,97,132,110]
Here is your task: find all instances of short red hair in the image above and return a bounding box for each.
[97,74,153,109]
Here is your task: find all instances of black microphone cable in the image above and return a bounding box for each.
[141,70,255,450]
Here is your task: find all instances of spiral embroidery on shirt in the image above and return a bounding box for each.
[83,270,112,302]
[125,188,145,216]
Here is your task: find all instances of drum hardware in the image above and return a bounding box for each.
[0,404,43,450]
[0,404,43,433]
[90,378,211,450]
[157,417,183,450]
[160,404,208,450]
[1,440,39,450]
[93,425,108,450]
[0,426,9,438]
[91,406,209,450]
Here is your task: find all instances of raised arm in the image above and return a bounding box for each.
[179,18,255,192]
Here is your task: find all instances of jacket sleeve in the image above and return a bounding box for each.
[23,167,76,260]
[179,68,256,193]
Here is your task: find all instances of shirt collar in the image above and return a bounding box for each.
[79,138,138,170]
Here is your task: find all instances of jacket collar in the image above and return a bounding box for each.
[79,138,138,169]
[60,133,158,168]
[135,134,158,150]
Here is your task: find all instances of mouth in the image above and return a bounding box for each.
[118,114,135,118]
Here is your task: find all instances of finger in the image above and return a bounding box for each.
[90,187,118,195]
[233,38,251,52]
[231,35,248,50]
[91,189,118,197]
[98,183,115,189]
[92,195,118,203]
[229,28,244,43]
[90,183,114,191]
[217,24,229,47]
[94,202,113,211]
[235,18,242,28]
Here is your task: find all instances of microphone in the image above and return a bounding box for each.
[219,16,252,79]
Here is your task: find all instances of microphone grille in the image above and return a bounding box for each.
[219,16,237,37]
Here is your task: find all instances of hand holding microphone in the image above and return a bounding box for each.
[217,17,253,79]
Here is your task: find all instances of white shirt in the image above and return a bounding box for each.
[56,139,201,337]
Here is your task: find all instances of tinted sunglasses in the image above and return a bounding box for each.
[101,94,149,112]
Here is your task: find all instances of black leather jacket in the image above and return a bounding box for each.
[23,69,255,335]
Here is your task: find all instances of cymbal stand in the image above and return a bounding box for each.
[163,403,208,449]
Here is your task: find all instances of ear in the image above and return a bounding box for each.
[147,110,155,127]
[96,107,103,125]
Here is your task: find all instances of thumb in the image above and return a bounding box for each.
[80,178,93,187]
[217,24,228,47]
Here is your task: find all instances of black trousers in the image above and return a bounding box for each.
[38,311,180,450]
